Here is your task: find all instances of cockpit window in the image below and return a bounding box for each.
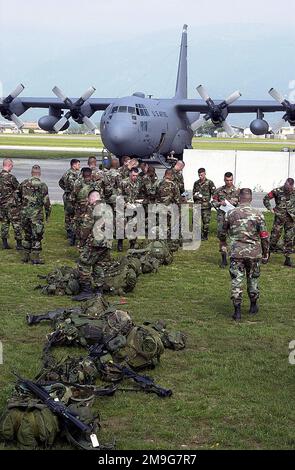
[118,106,127,113]
[128,107,136,114]
[135,103,149,116]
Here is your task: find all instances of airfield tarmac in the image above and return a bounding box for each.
[12,157,267,207]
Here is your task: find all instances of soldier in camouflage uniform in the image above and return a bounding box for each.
[0,158,22,250]
[72,167,102,247]
[192,167,216,241]
[118,157,139,182]
[156,169,181,243]
[19,165,51,264]
[88,156,112,200]
[172,160,185,196]
[58,158,80,245]
[212,172,240,268]
[104,158,121,204]
[263,178,295,267]
[141,166,158,205]
[73,190,112,301]
[119,167,142,250]
[222,188,269,321]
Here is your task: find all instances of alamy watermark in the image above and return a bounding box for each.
[92,197,202,251]
[288,340,295,365]
[0,341,3,365]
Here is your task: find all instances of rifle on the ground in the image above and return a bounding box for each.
[113,363,172,398]
[88,343,172,398]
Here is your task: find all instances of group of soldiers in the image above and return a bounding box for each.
[0,158,51,264]
[1,154,294,319]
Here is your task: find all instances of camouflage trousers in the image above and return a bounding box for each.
[201,208,212,237]
[0,205,22,241]
[270,214,295,255]
[217,211,227,253]
[21,214,44,252]
[63,195,75,235]
[229,258,261,306]
[73,205,88,247]
[77,244,111,286]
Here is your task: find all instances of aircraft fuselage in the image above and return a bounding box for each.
[100,95,195,157]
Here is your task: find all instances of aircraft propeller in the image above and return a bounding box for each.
[0,84,25,128]
[268,87,295,134]
[52,86,97,132]
[191,85,241,137]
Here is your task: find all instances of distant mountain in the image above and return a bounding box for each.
[1,24,294,126]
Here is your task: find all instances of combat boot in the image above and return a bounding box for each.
[117,239,123,252]
[220,253,228,268]
[232,304,241,321]
[249,300,259,315]
[72,283,97,301]
[22,251,31,263]
[284,256,294,267]
[16,240,23,251]
[31,252,45,265]
[2,238,11,249]
[129,240,136,249]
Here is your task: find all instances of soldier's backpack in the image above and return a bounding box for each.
[140,254,159,274]
[128,240,173,266]
[36,266,81,296]
[112,324,165,371]
[101,263,137,295]
[44,303,134,352]
[0,398,59,449]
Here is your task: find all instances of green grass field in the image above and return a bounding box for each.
[0,134,294,160]
[0,206,295,450]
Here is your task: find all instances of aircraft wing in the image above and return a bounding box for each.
[20,97,113,111]
[175,99,285,114]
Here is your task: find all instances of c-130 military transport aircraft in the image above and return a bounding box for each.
[1,25,295,161]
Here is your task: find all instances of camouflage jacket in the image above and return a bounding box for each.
[172,169,185,194]
[103,168,122,203]
[58,168,80,199]
[118,165,130,181]
[141,174,159,204]
[223,203,269,259]
[80,200,112,249]
[192,178,216,209]
[120,179,141,204]
[73,177,103,210]
[263,186,295,220]
[156,179,181,205]
[19,177,51,218]
[212,185,240,213]
[91,168,112,200]
[0,170,20,206]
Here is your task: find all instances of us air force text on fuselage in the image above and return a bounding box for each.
[97,453,197,467]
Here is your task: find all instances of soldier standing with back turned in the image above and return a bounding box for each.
[222,188,269,321]
[0,158,23,250]
[19,165,51,264]
[263,178,295,267]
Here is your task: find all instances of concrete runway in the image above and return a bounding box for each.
[10,157,267,208]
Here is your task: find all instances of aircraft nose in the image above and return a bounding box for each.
[107,122,134,145]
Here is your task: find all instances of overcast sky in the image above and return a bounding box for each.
[1,0,294,43]
[1,0,295,125]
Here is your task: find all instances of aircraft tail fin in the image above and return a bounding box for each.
[174,24,188,99]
